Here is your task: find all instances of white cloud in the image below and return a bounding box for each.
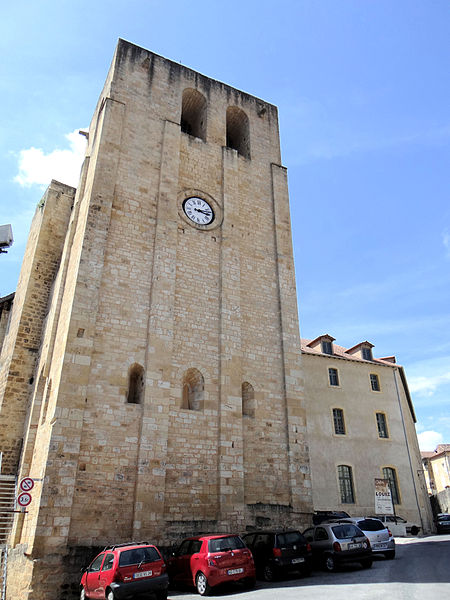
[417,430,443,452]
[14,129,86,189]
[408,371,450,397]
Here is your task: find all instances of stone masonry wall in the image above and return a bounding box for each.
[0,182,74,475]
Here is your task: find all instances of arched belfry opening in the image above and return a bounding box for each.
[182,368,204,411]
[127,363,145,404]
[226,106,250,159]
[181,88,207,140]
[242,381,255,418]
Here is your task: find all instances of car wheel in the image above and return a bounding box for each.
[80,588,88,600]
[106,590,115,600]
[263,563,276,582]
[410,526,419,536]
[324,555,336,572]
[360,559,373,569]
[196,572,211,596]
[385,550,395,560]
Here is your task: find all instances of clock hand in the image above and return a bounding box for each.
[195,208,212,215]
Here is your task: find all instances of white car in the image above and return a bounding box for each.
[368,515,420,536]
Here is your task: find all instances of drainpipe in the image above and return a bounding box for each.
[393,368,424,533]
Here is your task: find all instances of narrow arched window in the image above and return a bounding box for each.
[226,106,250,159]
[337,465,355,503]
[242,382,255,418]
[127,363,144,404]
[181,88,207,140]
[182,368,204,411]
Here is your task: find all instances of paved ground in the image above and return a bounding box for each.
[167,535,450,600]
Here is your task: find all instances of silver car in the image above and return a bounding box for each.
[303,522,372,572]
[337,517,395,559]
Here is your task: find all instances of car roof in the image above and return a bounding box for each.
[244,529,301,535]
[183,533,239,541]
[102,542,156,552]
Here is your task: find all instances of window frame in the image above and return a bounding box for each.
[382,466,400,505]
[376,412,389,438]
[362,347,373,361]
[332,408,346,435]
[369,373,381,392]
[337,464,355,504]
[328,367,340,387]
[321,340,333,355]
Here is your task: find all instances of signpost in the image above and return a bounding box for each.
[374,478,394,515]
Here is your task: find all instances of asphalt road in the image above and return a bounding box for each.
[167,535,450,600]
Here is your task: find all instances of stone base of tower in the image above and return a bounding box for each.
[6,504,312,600]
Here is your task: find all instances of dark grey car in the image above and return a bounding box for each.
[303,523,372,572]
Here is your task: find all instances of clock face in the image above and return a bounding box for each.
[182,197,214,226]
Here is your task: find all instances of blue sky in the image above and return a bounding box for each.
[1,1,449,450]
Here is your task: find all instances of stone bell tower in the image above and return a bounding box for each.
[2,39,312,598]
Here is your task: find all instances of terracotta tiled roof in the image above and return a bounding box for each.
[301,338,400,367]
[421,452,436,459]
[436,444,450,452]
[421,445,450,459]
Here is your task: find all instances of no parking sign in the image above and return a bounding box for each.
[19,477,34,492]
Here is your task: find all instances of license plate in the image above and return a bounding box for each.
[374,543,388,549]
[133,570,152,579]
[348,543,362,550]
[227,568,244,575]
[292,558,305,564]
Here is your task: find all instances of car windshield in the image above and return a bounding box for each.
[119,547,160,566]
[209,536,245,552]
[438,515,450,522]
[277,532,306,547]
[357,519,385,531]
[331,524,363,539]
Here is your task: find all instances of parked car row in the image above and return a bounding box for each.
[79,517,396,599]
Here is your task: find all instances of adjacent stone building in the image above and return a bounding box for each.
[422,444,450,494]
[0,39,312,598]
[301,335,433,532]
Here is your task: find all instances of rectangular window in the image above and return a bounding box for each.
[328,367,339,386]
[383,467,400,504]
[321,340,333,355]
[338,465,355,503]
[376,412,389,438]
[333,408,346,435]
[370,373,380,391]
[362,347,373,361]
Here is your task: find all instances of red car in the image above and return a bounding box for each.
[168,534,256,596]
[80,542,169,600]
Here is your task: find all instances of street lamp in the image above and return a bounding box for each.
[0,224,13,254]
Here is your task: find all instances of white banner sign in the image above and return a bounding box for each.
[374,478,394,515]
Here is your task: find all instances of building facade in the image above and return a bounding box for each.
[422,445,450,494]
[301,335,432,532]
[0,40,312,599]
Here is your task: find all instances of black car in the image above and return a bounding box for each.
[313,511,351,525]
[436,513,450,534]
[242,529,312,581]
